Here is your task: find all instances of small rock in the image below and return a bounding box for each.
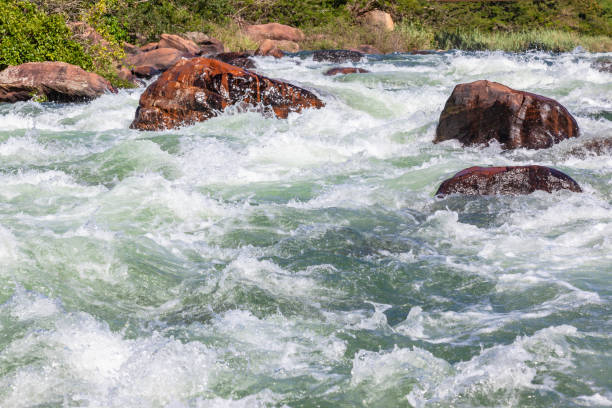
[244,23,305,42]
[210,52,256,70]
[434,80,579,150]
[130,57,325,131]
[435,166,582,196]
[127,48,190,78]
[350,45,381,55]
[123,42,141,55]
[591,58,612,73]
[312,50,364,63]
[199,38,225,55]
[324,67,369,76]
[0,62,116,103]
[569,138,612,157]
[359,10,394,31]
[182,32,210,45]
[255,40,285,58]
[158,33,201,55]
[140,42,159,52]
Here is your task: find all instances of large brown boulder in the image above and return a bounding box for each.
[244,23,305,42]
[0,62,116,103]
[158,33,201,55]
[130,57,325,131]
[127,48,190,78]
[313,50,364,63]
[434,80,579,150]
[324,67,369,76]
[435,166,582,196]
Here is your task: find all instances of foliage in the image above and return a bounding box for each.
[433,29,612,52]
[0,0,93,71]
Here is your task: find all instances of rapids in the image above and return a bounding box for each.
[0,50,611,407]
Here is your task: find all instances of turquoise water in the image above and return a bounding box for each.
[0,51,611,407]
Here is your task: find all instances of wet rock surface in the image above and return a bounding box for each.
[435,165,582,196]
[131,57,325,131]
[0,62,116,103]
[434,80,579,150]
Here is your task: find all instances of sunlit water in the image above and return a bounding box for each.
[0,50,611,407]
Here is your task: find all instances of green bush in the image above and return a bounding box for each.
[0,0,93,71]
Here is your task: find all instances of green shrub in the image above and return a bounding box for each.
[0,0,93,71]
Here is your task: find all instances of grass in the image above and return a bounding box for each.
[298,22,612,53]
[206,22,259,52]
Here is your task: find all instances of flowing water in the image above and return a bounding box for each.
[0,51,611,407]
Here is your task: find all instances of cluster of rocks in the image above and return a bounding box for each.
[434,80,587,197]
[0,21,609,198]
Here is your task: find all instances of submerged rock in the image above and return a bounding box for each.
[0,62,116,103]
[349,44,381,55]
[569,137,612,157]
[324,67,369,76]
[130,57,325,131]
[313,50,364,63]
[435,166,582,196]
[591,58,611,73]
[434,80,579,150]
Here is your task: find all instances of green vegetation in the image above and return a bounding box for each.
[0,0,93,71]
[0,0,610,87]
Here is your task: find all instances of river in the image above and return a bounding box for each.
[0,50,610,407]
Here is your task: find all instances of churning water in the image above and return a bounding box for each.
[0,51,611,407]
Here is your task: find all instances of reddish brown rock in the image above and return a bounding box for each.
[255,40,285,58]
[244,23,305,42]
[130,57,325,131]
[158,33,201,55]
[324,67,370,76]
[127,48,190,78]
[210,52,256,70]
[435,80,579,150]
[350,45,381,55]
[313,50,364,64]
[140,42,159,52]
[0,62,116,103]
[435,166,582,196]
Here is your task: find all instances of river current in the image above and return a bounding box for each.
[0,51,611,407]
